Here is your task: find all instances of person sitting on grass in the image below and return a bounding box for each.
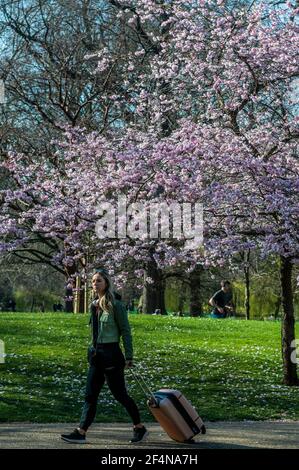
[209,280,234,319]
[61,268,148,445]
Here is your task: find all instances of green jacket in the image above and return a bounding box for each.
[89,298,133,361]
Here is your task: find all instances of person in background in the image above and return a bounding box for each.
[209,280,234,319]
[7,299,16,312]
[61,268,148,444]
[65,280,74,313]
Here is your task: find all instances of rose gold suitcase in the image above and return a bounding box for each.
[131,370,206,443]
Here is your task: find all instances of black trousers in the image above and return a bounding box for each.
[79,343,141,431]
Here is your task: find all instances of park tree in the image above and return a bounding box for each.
[0,0,180,310]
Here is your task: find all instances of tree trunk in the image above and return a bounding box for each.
[84,278,89,314]
[274,295,281,320]
[74,276,80,314]
[244,251,250,320]
[189,265,202,317]
[178,285,186,316]
[65,260,85,314]
[65,283,74,313]
[64,262,76,313]
[142,258,166,314]
[74,276,85,314]
[80,280,85,313]
[280,256,298,386]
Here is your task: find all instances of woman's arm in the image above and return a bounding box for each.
[114,301,134,362]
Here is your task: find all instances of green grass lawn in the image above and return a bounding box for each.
[0,313,298,423]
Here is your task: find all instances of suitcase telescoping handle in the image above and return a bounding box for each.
[129,366,158,406]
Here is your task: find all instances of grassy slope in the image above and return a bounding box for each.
[0,313,298,423]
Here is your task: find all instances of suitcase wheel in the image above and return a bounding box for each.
[147,398,158,407]
[200,425,206,435]
[184,438,195,444]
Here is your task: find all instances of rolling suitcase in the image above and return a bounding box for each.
[131,368,206,443]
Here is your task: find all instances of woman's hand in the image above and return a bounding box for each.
[125,360,134,368]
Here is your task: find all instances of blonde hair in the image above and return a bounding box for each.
[92,269,115,313]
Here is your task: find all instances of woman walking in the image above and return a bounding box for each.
[61,268,148,444]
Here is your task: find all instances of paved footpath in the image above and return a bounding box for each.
[0,421,298,449]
